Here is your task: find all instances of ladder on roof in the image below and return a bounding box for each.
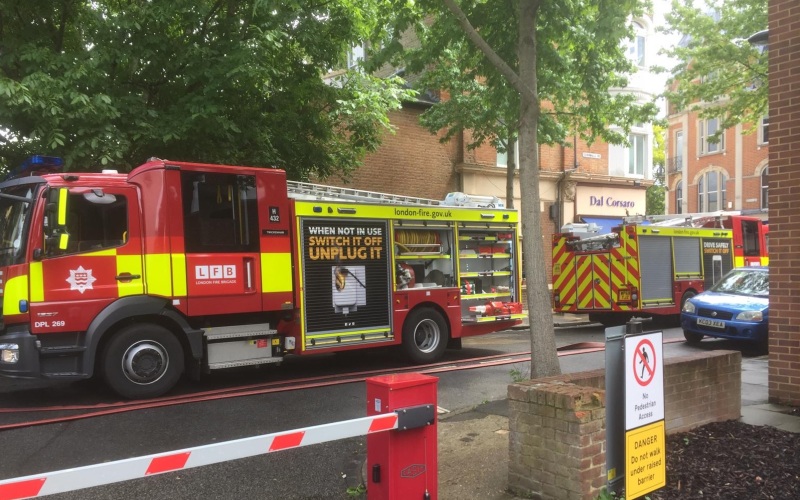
[286,180,443,206]
[623,210,742,227]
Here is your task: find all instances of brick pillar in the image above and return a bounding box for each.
[508,381,606,500]
[767,0,800,405]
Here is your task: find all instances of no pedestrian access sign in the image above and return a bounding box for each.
[625,332,664,428]
[624,331,666,499]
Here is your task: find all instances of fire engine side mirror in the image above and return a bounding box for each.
[44,187,70,252]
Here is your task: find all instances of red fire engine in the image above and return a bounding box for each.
[0,156,524,398]
[551,212,768,326]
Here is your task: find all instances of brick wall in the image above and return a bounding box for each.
[325,106,459,200]
[767,0,800,406]
[662,351,742,433]
[507,350,741,500]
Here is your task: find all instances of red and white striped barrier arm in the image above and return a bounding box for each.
[0,412,399,500]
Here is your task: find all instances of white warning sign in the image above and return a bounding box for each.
[625,331,664,430]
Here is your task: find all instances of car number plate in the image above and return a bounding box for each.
[619,290,631,301]
[697,317,725,329]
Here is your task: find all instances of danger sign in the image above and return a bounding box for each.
[625,420,666,499]
[625,331,664,430]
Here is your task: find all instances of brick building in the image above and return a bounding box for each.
[766,0,800,406]
[665,58,770,217]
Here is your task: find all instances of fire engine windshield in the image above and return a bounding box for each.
[0,184,37,267]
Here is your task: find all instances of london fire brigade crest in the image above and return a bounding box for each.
[66,266,96,294]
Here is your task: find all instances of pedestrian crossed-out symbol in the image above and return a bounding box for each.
[633,338,656,387]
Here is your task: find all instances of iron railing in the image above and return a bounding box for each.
[666,156,683,174]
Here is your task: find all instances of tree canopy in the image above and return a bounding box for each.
[372,0,659,209]
[375,0,659,378]
[0,0,412,177]
[375,0,658,159]
[659,0,768,134]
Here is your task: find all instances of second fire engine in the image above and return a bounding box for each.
[552,212,768,326]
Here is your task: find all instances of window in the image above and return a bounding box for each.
[627,22,646,67]
[347,43,365,69]
[700,70,719,84]
[675,181,683,214]
[182,172,259,254]
[496,149,507,168]
[761,167,768,210]
[697,171,727,212]
[741,220,761,257]
[48,189,128,256]
[672,130,684,172]
[628,133,646,175]
[0,185,35,266]
[759,116,769,144]
[496,141,517,168]
[699,118,724,154]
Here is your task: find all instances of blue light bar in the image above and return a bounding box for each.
[23,155,64,168]
[4,155,64,181]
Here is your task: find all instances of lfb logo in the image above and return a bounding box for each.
[195,265,237,280]
[66,266,97,294]
[400,464,426,478]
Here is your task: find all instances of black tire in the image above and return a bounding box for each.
[447,337,463,350]
[589,312,629,328]
[588,313,606,325]
[683,329,704,344]
[102,324,184,399]
[402,307,449,364]
[756,336,769,355]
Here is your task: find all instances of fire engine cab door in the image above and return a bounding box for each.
[180,172,261,315]
[30,186,144,335]
[736,219,765,266]
[576,254,612,310]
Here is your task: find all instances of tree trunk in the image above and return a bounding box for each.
[442,0,561,378]
[517,0,560,378]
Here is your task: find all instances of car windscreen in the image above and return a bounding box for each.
[711,269,769,298]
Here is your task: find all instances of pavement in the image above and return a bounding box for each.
[432,313,800,500]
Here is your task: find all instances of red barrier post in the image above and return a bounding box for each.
[366,373,438,500]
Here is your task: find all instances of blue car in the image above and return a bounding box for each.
[681,266,769,347]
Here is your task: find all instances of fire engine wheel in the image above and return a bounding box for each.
[102,324,184,399]
[402,308,449,364]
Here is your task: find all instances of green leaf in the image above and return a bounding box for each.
[660,0,768,132]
